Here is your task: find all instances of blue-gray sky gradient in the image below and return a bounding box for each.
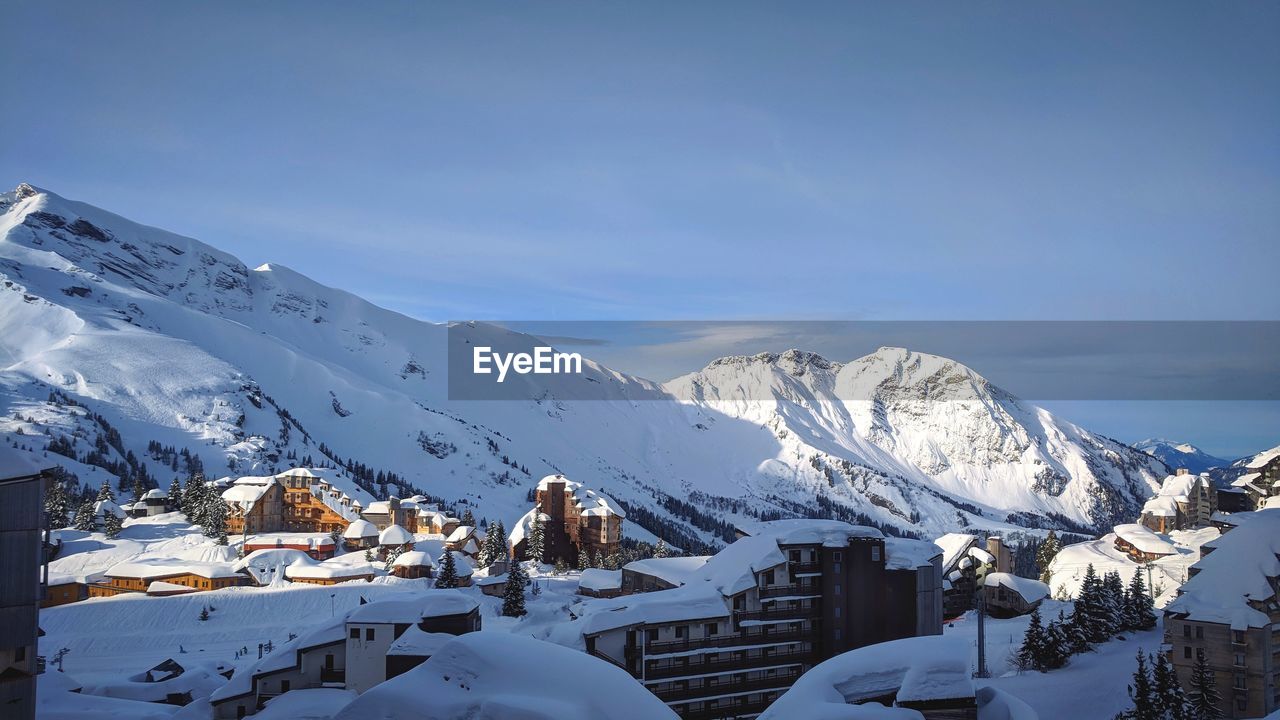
[3,2,1277,456]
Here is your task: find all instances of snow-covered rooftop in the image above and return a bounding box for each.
[385,626,455,657]
[1165,508,1280,629]
[621,556,711,586]
[283,558,375,580]
[537,474,625,519]
[1113,523,1176,556]
[105,559,239,580]
[391,550,434,568]
[759,635,975,718]
[581,583,731,635]
[934,533,977,570]
[983,572,1049,604]
[379,524,414,546]
[691,534,787,596]
[579,568,622,592]
[346,592,478,624]
[1142,496,1179,517]
[343,518,378,539]
[886,537,944,570]
[211,616,347,702]
[1244,445,1280,469]
[445,525,474,543]
[734,518,884,546]
[332,632,678,720]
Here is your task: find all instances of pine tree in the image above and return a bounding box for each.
[1186,651,1223,719]
[476,524,495,568]
[1042,611,1071,670]
[494,520,507,564]
[436,551,459,589]
[592,549,604,568]
[131,477,145,503]
[1151,651,1189,720]
[384,543,407,572]
[102,510,123,539]
[44,477,71,529]
[652,538,669,558]
[554,558,567,575]
[73,501,95,531]
[180,476,200,518]
[167,477,182,511]
[96,479,115,504]
[460,508,475,527]
[576,549,587,571]
[1103,571,1126,635]
[1119,650,1156,720]
[1016,608,1050,672]
[1126,570,1157,631]
[1036,530,1061,584]
[1074,564,1113,644]
[202,492,228,542]
[198,606,210,622]
[501,561,528,617]
[527,513,546,563]
[604,549,622,570]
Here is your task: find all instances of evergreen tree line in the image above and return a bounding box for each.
[1016,563,1156,673]
[1115,649,1222,720]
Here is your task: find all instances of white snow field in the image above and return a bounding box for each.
[1045,526,1219,606]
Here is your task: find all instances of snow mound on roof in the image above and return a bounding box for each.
[254,688,357,720]
[1113,523,1176,555]
[935,533,977,569]
[332,632,679,720]
[760,636,1022,719]
[379,524,413,546]
[346,591,477,623]
[1165,509,1280,629]
[621,556,710,586]
[736,518,884,545]
[343,518,377,539]
[578,568,621,592]
[983,573,1049,603]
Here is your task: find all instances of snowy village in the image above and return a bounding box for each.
[3,3,1279,720]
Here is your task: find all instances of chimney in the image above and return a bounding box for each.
[986,536,1012,574]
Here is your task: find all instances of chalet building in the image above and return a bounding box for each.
[282,562,375,586]
[980,573,1050,618]
[342,519,379,551]
[1164,509,1280,719]
[511,475,625,566]
[362,497,418,534]
[444,525,480,558]
[88,560,244,597]
[417,510,458,536]
[92,498,126,529]
[41,575,88,608]
[581,519,943,719]
[1112,523,1177,563]
[933,533,1006,618]
[222,468,366,538]
[389,550,435,579]
[1231,448,1280,511]
[1140,470,1218,533]
[210,593,480,718]
[0,452,51,720]
[578,568,623,598]
[621,556,711,594]
[377,524,414,559]
[242,534,336,560]
[130,488,171,517]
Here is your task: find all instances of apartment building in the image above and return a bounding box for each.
[511,474,625,566]
[0,451,51,720]
[581,519,943,719]
[1141,469,1218,533]
[1164,509,1280,718]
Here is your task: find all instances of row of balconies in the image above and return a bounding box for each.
[673,694,778,720]
[733,605,820,623]
[647,669,803,702]
[645,626,812,655]
[644,647,814,680]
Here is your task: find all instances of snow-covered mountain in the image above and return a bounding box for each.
[1134,438,1228,475]
[0,184,1166,546]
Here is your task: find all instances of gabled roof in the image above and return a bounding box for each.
[1165,509,1280,629]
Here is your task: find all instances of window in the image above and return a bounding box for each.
[1233,674,1246,689]
[647,629,658,643]
[834,628,842,640]
[365,628,375,641]
[675,626,685,639]
[871,546,882,562]
[280,680,290,692]
[349,628,360,639]
[834,606,841,618]
[1232,630,1245,644]
[1234,653,1245,667]
[834,584,842,595]
[704,623,718,636]
[1183,646,1191,659]
[1182,624,1191,637]
[1195,626,1204,639]
[15,646,26,662]
[833,562,841,574]
[832,551,842,562]
[762,570,774,585]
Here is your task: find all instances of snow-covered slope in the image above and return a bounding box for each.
[1134,438,1227,475]
[1,184,1165,543]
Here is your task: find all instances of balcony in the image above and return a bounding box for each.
[789,561,821,575]
[319,668,346,684]
[648,670,802,702]
[675,694,778,720]
[646,627,812,655]
[734,606,819,623]
[645,648,814,680]
[758,584,821,600]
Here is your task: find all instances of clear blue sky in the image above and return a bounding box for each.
[2,2,1277,457]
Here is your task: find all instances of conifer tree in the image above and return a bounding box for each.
[1043,610,1071,670]
[383,543,407,572]
[1036,530,1061,584]
[181,475,200,518]
[167,477,182,511]
[1016,607,1050,672]
[73,501,95,531]
[501,561,528,617]
[203,496,228,544]
[493,520,507,564]
[460,508,475,527]
[436,550,459,589]
[1186,651,1223,719]
[96,479,115,504]
[592,548,604,569]
[476,524,496,568]
[527,513,546,563]
[44,477,71,529]
[1151,651,1189,720]
[102,509,123,539]
[652,538,669,558]
[131,477,145,503]
[576,550,587,571]
[1074,564,1113,644]
[1126,570,1157,631]
[1118,650,1156,720]
[1103,571,1126,634]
